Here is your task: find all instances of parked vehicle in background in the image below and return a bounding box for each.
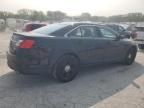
[7,22,137,82]
[105,24,131,39]
[120,24,137,39]
[133,24,144,50]
[22,23,47,32]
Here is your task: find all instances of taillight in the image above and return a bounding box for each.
[17,40,35,49]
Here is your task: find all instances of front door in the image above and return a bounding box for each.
[99,26,125,62]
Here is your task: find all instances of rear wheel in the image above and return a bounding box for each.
[124,48,137,65]
[53,55,79,82]
[138,44,144,50]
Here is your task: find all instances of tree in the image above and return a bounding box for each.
[17,9,32,20]
[38,11,47,21]
[108,13,144,22]
[30,11,46,21]
[80,13,91,21]
[127,13,144,22]
[0,11,15,21]
[47,11,66,22]
[17,9,47,21]
[1,9,144,22]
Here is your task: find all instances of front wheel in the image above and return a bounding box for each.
[53,55,79,82]
[124,48,137,65]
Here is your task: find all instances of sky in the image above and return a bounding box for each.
[0,0,144,16]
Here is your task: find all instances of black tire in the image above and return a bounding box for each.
[53,55,79,82]
[124,48,137,65]
[138,44,144,50]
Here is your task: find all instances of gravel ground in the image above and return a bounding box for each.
[0,31,12,58]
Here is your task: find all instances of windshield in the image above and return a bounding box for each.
[32,23,69,35]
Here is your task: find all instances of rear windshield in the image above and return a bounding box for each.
[136,27,144,32]
[32,23,69,35]
[31,24,46,30]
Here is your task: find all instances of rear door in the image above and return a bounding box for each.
[67,25,106,64]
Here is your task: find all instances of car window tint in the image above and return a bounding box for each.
[68,28,82,37]
[100,27,117,39]
[81,26,95,37]
[95,27,102,38]
[68,26,102,38]
[80,26,96,37]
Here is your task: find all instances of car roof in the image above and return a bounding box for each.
[25,23,47,25]
[103,23,121,26]
[59,22,118,34]
[60,22,100,27]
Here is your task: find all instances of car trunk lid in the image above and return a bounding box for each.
[9,32,55,54]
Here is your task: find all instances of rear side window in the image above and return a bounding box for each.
[68,28,82,37]
[31,24,45,30]
[67,26,102,38]
[81,26,96,37]
[136,27,144,32]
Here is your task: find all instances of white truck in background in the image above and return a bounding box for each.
[6,18,30,32]
[134,23,144,50]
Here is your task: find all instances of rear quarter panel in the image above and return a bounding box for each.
[35,37,82,66]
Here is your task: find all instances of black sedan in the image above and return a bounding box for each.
[7,22,137,82]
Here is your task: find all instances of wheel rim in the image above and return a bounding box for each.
[127,50,135,64]
[128,53,132,59]
[62,63,74,80]
[54,56,79,82]
[64,64,71,73]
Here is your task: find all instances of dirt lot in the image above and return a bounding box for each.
[0,31,13,58]
[0,32,144,108]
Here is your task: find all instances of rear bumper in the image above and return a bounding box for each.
[7,51,52,74]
